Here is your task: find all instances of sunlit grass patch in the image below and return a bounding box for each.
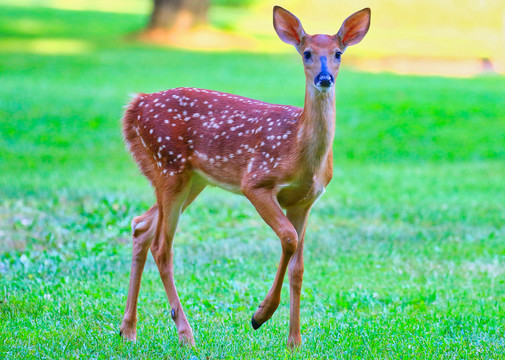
[0,38,93,55]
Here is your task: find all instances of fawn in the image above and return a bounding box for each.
[120,6,371,348]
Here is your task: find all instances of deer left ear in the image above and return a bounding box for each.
[273,6,307,48]
[336,8,371,49]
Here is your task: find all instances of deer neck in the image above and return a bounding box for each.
[298,83,336,173]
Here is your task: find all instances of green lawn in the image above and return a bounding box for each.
[1,4,505,359]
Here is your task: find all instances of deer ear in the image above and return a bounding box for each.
[273,6,307,47]
[336,8,371,48]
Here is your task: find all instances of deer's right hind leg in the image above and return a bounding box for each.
[120,204,159,341]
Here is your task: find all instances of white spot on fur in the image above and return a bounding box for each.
[247,158,255,173]
[140,137,147,148]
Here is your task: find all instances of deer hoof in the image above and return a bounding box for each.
[119,324,137,342]
[178,329,195,347]
[287,335,302,348]
[251,314,262,330]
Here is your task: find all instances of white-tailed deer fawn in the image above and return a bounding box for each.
[120,6,370,347]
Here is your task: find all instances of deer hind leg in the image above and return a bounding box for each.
[242,186,298,330]
[150,178,205,346]
[286,205,311,348]
[120,204,159,341]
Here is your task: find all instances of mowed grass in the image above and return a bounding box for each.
[1,4,505,359]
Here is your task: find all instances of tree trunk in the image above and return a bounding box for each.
[148,0,209,32]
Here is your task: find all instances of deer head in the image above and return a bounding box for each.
[273,6,371,93]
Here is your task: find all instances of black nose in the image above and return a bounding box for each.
[315,72,334,88]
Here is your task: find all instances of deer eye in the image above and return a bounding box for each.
[303,51,312,61]
[335,51,342,60]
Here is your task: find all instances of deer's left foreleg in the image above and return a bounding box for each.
[242,186,298,330]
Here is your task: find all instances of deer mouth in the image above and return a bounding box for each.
[315,83,333,92]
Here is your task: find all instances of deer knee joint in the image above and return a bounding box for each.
[131,219,148,236]
[131,207,158,238]
[131,225,153,258]
[279,227,298,255]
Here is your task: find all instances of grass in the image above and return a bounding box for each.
[1,3,505,359]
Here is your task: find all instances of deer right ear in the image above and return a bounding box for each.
[336,8,371,49]
[273,6,306,47]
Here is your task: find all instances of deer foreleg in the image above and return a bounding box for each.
[243,186,298,330]
[286,205,311,348]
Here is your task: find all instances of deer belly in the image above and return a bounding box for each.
[193,168,242,194]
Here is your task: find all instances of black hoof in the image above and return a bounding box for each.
[119,330,122,336]
[251,314,262,330]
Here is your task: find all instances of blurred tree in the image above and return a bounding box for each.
[148,0,210,33]
[146,0,256,33]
